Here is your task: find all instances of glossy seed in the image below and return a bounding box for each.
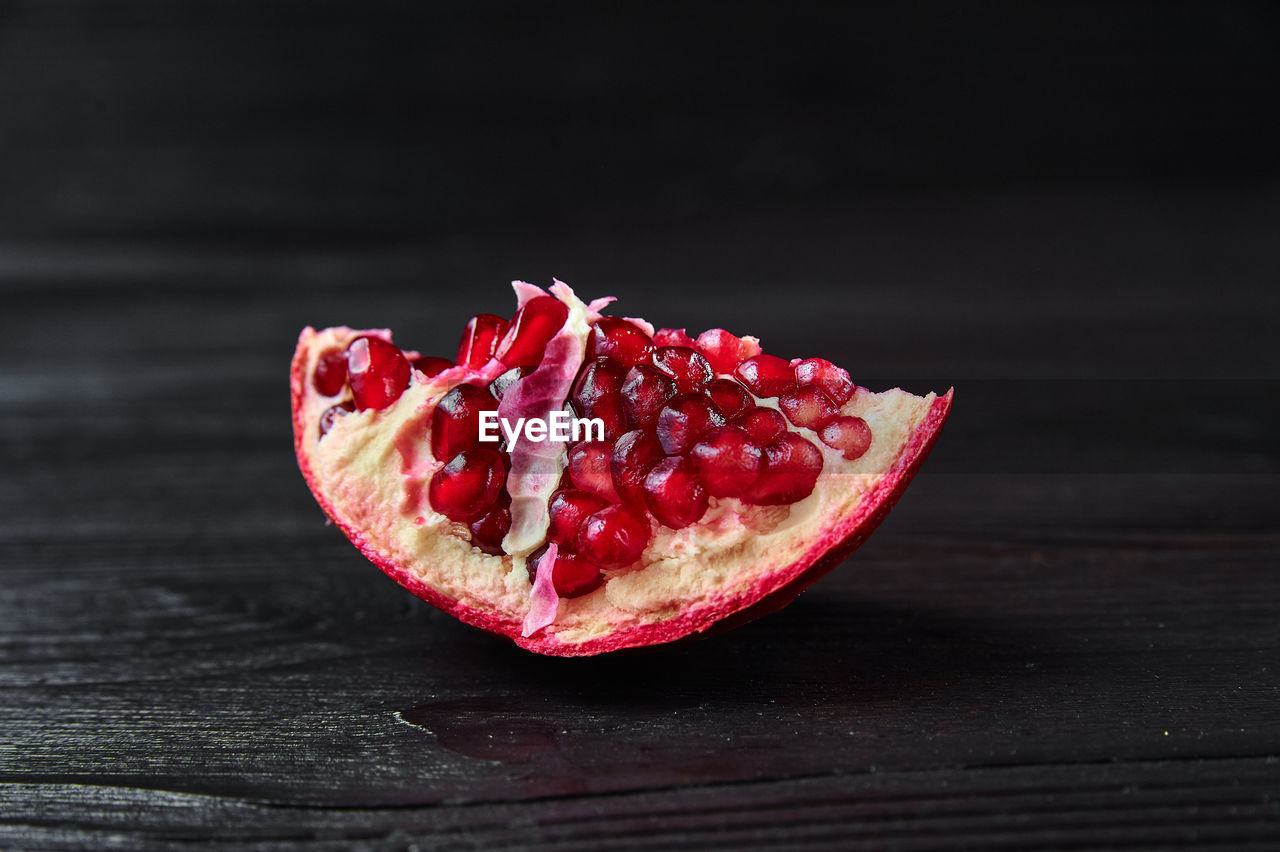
[313,348,349,397]
[734,353,796,398]
[577,504,651,570]
[642,455,709,530]
[428,448,507,522]
[779,385,839,430]
[690,425,764,499]
[819,415,873,460]
[348,336,411,411]
[498,296,569,368]
[586,316,655,367]
[456,314,510,369]
[655,393,726,456]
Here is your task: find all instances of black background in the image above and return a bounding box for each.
[4,1,1280,240]
[3,2,1279,849]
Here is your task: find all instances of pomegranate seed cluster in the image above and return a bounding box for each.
[310,302,873,601]
[424,296,569,555]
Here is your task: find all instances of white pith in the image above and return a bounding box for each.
[296,314,935,646]
[497,281,595,559]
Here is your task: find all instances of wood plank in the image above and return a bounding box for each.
[3,758,1279,849]
[2,195,1278,845]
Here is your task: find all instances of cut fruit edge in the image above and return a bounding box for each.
[291,293,952,658]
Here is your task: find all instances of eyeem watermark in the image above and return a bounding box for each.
[478,411,604,449]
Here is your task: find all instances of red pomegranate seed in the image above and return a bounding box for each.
[654,328,696,347]
[488,366,531,402]
[819,415,873,460]
[548,552,606,598]
[547,489,609,550]
[468,499,511,555]
[428,448,507,522]
[586,316,655,367]
[651,346,714,393]
[567,441,622,503]
[318,399,355,439]
[735,353,796,398]
[621,364,677,429]
[577,504,651,570]
[411,355,454,378]
[347,336,411,411]
[742,433,824,505]
[610,429,666,505]
[779,386,839,430]
[695,328,754,375]
[703,378,752,420]
[497,296,569,368]
[312,348,349,397]
[690,425,764,499]
[570,357,628,441]
[642,455,709,530]
[430,383,497,461]
[456,313,510,369]
[655,393,726,456]
[734,406,788,445]
[794,358,855,405]
[522,544,550,584]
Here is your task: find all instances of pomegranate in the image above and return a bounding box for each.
[642,455,709,529]
[577,503,651,570]
[742,432,825,506]
[695,328,761,374]
[651,346,714,393]
[690,425,764,499]
[545,551,606,598]
[819,414,873,460]
[570,358,628,441]
[654,327,696,348]
[497,295,569,368]
[347,336,410,411]
[427,448,506,523]
[794,358,854,405]
[411,355,454,378]
[456,314,509,369]
[610,429,666,506]
[488,365,530,402]
[778,385,839,430]
[735,353,796,398]
[586,316,655,367]
[292,280,952,656]
[468,500,512,556]
[621,365,677,429]
[566,440,622,503]
[312,349,349,397]
[735,406,788,445]
[430,384,497,462]
[703,378,752,420]
[655,393,726,455]
[547,489,609,550]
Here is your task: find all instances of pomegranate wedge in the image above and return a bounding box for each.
[291,280,952,656]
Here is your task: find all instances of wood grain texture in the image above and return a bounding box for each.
[4,0,1280,844]
[2,187,1279,847]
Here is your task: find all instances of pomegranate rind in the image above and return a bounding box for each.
[291,315,953,658]
[292,325,527,640]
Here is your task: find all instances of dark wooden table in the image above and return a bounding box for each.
[3,188,1279,848]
